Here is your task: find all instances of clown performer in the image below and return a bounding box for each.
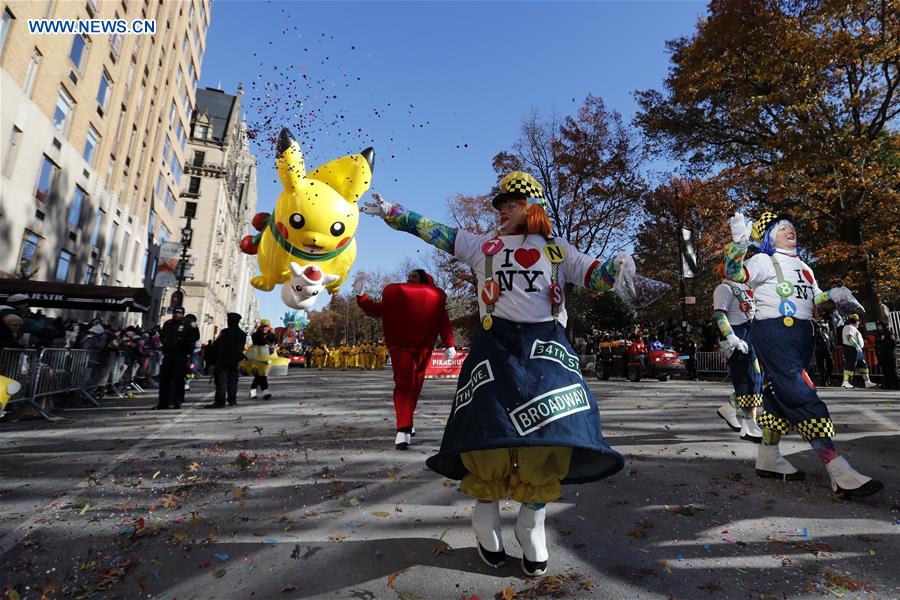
[712,258,764,442]
[361,172,669,576]
[247,320,277,400]
[840,314,879,389]
[726,210,883,500]
[355,269,456,450]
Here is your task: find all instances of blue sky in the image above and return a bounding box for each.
[199,1,707,321]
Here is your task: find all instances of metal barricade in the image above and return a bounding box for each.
[0,348,40,415]
[696,351,728,373]
[32,348,99,408]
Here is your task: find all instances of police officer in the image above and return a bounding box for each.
[204,313,247,409]
[155,307,199,409]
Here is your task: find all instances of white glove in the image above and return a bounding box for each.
[725,333,749,355]
[730,211,750,243]
[360,191,393,218]
[611,252,637,304]
[443,347,456,361]
[828,286,865,315]
[351,273,367,297]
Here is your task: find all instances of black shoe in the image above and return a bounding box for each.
[228,401,238,406]
[755,468,806,481]
[834,479,884,500]
[476,543,507,569]
[202,403,226,409]
[395,442,409,451]
[521,555,548,577]
[740,433,762,444]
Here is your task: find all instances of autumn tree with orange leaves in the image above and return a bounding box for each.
[635,0,900,310]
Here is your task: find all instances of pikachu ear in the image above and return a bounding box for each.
[275,128,306,193]
[306,147,375,203]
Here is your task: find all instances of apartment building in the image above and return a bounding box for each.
[0,0,210,327]
[177,85,259,341]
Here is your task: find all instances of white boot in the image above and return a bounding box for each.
[862,374,879,389]
[755,444,805,481]
[825,456,883,499]
[472,501,506,568]
[411,426,416,437]
[394,431,411,450]
[515,504,548,576]
[716,402,741,432]
[740,418,763,443]
[249,388,257,399]
[841,372,854,389]
[262,390,272,400]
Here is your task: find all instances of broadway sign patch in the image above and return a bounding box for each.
[452,360,494,416]
[530,339,580,374]
[509,383,590,436]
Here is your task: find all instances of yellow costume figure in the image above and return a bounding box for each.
[1,375,22,412]
[375,344,389,369]
[312,346,326,370]
[241,129,374,299]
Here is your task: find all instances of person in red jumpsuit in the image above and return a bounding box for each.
[356,269,456,450]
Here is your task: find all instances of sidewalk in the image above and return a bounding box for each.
[0,370,897,599]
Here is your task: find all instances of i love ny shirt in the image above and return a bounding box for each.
[742,251,823,321]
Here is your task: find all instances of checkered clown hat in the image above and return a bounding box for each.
[492,171,545,210]
[751,210,791,243]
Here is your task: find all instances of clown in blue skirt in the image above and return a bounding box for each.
[711,257,764,442]
[725,209,883,501]
[361,171,668,576]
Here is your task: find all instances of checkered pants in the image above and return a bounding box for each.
[726,322,763,405]
[751,318,835,441]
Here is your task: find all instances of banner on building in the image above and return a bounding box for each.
[424,349,469,379]
[155,241,183,288]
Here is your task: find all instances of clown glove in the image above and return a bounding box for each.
[725,334,749,356]
[829,286,865,315]
[730,211,750,243]
[611,253,670,308]
[360,192,393,218]
[443,347,457,361]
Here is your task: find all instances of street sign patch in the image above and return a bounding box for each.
[509,383,590,436]
[452,360,494,416]
[530,339,581,374]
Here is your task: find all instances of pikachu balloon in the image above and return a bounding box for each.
[241,128,374,301]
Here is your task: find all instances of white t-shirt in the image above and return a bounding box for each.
[743,251,823,321]
[841,324,863,350]
[453,230,597,327]
[712,281,754,326]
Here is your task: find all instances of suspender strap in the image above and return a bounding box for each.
[769,254,787,284]
[484,252,494,316]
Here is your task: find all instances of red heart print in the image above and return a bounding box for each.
[514,248,541,269]
[802,270,814,285]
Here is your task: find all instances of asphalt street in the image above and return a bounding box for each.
[1,369,897,600]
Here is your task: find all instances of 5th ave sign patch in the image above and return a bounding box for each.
[509,383,590,436]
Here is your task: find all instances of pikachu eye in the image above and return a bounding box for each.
[289,213,305,229]
[330,221,345,236]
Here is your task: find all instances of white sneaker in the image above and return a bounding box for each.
[841,381,855,389]
[515,504,548,576]
[472,501,506,568]
[249,388,257,399]
[740,418,763,443]
[411,426,416,437]
[863,380,879,389]
[755,444,804,481]
[394,431,411,450]
[262,391,272,400]
[716,403,741,432]
[826,456,884,499]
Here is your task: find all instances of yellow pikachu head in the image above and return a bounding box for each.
[272,128,373,257]
[0,375,21,411]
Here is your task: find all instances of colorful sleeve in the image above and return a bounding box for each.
[384,204,457,254]
[813,290,831,305]
[713,312,735,338]
[584,257,617,292]
[724,241,749,282]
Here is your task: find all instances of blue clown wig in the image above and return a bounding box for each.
[756,218,799,256]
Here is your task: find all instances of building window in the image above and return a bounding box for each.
[169,99,177,125]
[0,9,14,60]
[97,70,112,110]
[84,125,100,166]
[83,264,95,285]
[181,32,188,55]
[171,153,183,183]
[162,135,171,164]
[165,187,176,214]
[119,232,130,266]
[17,230,42,278]
[193,150,206,166]
[69,34,87,72]
[175,67,183,88]
[68,186,87,227]
[130,240,140,271]
[91,209,105,246]
[194,124,209,141]
[188,176,201,194]
[34,155,59,203]
[23,48,42,97]
[110,32,123,60]
[55,249,74,282]
[53,87,75,133]
[3,126,22,177]
[106,221,118,256]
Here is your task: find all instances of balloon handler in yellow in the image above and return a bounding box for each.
[240,128,374,308]
[1,375,22,416]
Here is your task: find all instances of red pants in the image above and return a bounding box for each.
[389,347,433,430]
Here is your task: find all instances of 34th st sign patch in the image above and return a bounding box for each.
[509,383,590,436]
[530,339,581,374]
